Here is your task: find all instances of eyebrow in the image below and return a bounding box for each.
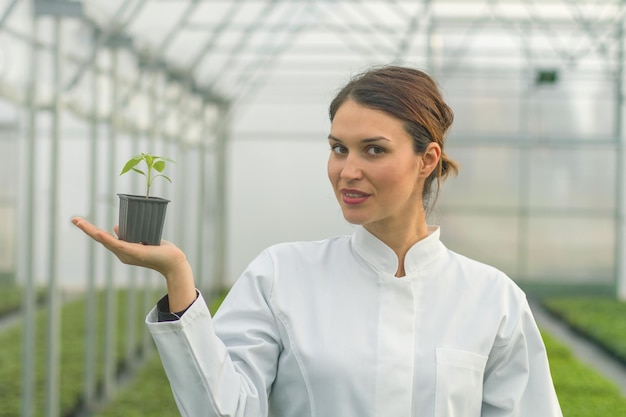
[327,134,391,143]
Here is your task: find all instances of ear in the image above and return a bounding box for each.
[420,142,441,178]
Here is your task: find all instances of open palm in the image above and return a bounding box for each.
[72,217,187,277]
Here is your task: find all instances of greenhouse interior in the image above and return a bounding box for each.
[1,0,625,416]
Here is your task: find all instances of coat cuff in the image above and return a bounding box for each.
[156,292,199,322]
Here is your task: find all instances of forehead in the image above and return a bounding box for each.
[330,100,408,141]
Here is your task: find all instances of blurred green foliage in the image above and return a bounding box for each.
[0,288,159,417]
[3,291,625,417]
[0,283,26,316]
[93,291,227,417]
[543,297,626,363]
[97,293,626,417]
[0,283,47,317]
[543,330,626,416]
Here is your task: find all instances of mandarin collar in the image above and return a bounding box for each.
[351,225,445,277]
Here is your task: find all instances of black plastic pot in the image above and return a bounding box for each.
[117,194,170,245]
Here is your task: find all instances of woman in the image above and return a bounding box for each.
[73,65,563,417]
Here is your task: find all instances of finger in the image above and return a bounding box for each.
[71,216,85,227]
[72,217,117,245]
[72,217,96,237]
[113,225,119,237]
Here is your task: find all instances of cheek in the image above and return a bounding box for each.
[377,161,420,191]
[375,169,399,188]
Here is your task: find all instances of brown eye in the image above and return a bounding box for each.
[330,144,348,154]
[366,146,385,156]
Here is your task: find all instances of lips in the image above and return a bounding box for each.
[340,188,371,205]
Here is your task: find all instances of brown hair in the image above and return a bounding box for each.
[329,65,458,207]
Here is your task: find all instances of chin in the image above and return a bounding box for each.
[341,213,369,226]
[339,204,374,226]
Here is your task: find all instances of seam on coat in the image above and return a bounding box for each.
[268,249,317,417]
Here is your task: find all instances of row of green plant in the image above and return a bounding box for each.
[0,283,49,319]
[0,288,161,417]
[542,296,626,364]
[0,283,22,316]
[3,291,624,416]
[543,330,626,416]
[93,295,626,417]
[96,333,626,417]
[93,293,226,417]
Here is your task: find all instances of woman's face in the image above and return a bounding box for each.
[327,99,429,233]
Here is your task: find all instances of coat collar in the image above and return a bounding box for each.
[351,225,446,277]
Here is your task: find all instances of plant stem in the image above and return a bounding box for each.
[146,167,151,198]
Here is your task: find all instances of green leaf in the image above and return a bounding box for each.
[131,168,146,177]
[120,158,142,175]
[155,174,172,183]
[153,160,165,172]
[119,152,174,195]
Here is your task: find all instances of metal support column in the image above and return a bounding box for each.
[21,15,39,417]
[162,82,176,242]
[45,16,63,417]
[518,26,533,283]
[83,30,100,410]
[213,104,230,291]
[195,101,209,292]
[616,1,626,300]
[103,46,119,400]
[175,85,188,250]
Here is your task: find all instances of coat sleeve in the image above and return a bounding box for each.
[145,250,282,417]
[481,298,563,417]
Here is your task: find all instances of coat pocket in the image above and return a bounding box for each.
[435,347,488,417]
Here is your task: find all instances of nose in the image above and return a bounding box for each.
[340,153,363,181]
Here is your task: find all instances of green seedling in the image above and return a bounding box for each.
[120,153,175,198]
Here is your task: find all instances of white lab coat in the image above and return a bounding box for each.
[146,226,563,417]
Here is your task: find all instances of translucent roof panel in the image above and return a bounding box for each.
[0,0,621,111]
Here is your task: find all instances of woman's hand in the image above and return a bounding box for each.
[71,216,197,311]
[71,216,186,275]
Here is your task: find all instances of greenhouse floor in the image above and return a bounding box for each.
[530,300,626,396]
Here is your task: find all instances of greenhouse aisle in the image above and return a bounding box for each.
[530,300,626,396]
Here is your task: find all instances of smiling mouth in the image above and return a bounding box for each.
[340,189,371,205]
[341,188,370,197]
